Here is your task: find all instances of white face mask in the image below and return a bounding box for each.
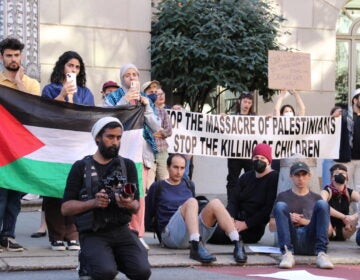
[283,111,294,117]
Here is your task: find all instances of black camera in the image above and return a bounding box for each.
[101,171,137,203]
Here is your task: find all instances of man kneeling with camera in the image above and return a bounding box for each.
[61,117,151,280]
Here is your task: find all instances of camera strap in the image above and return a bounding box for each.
[84,156,94,198]
[83,156,127,198]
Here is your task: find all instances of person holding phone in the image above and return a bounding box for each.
[104,63,161,250]
[41,51,94,251]
[42,51,94,105]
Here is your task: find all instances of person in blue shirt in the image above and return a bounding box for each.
[42,51,94,105]
[41,51,94,252]
[146,153,247,264]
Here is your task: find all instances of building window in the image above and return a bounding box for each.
[336,0,360,107]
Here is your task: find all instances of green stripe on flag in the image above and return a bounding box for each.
[0,157,71,198]
[0,158,144,199]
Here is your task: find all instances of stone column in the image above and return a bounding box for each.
[0,0,40,81]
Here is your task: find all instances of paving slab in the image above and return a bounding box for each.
[0,201,358,272]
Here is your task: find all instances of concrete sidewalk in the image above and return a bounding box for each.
[0,200,359,272]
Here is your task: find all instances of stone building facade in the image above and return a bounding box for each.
[0,0,355,193]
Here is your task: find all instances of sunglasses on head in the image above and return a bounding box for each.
[239,92,253,99]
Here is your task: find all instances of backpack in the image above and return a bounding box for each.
[145,178,209,241]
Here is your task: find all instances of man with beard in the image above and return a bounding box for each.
[61,117,151,280]
[0,37,40,94]
[0,37,40,252]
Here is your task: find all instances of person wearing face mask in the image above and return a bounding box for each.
[103,64,161,250]
[141,80,172,185]
[321,106,351,188]
[208,143,278,248]
[273,90,305,117]
[320,164,360,241]
[273,90,319,194]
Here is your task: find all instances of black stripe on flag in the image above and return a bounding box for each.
[0,85,144,132]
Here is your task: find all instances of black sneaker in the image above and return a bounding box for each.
[0,237,24,252]
[51,241,66,251]
[67,240,80,251]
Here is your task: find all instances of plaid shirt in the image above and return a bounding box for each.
[155,107,172,152]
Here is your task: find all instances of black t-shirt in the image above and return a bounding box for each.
[63,156,139,227]
[227,170,279,229]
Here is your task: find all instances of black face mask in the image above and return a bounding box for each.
[147,93,158,103]
[334,173,346,184]
[253,159,267,173]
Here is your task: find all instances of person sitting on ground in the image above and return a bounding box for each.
[321,163,359,241]
[145,153,247,264]
[209,143,278,245]
[269,161,333,269]
[321,106,351,188]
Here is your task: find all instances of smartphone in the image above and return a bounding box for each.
[66,73,77,87]
[130,81,140,91]
[130,81,140,104]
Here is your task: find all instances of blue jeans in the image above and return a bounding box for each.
[356,229,360,246]
[274,200,330,255]
[0,187,22,239]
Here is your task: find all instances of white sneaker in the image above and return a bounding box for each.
[279,247,295,269]
[139,237,150,251]
[316,252,334,269]
[22,193,40,201]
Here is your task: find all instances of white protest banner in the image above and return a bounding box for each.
[167,110,341,159]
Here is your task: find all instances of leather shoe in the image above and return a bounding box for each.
[189,240,216,263]
[30,231,46,238]
[233,240,247,263]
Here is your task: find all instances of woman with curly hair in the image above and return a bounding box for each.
[42,51,94,105]
[41,51,94,251]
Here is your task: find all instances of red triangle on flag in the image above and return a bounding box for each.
[0,105,44,167]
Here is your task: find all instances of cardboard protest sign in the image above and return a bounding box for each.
[268,50,311,91]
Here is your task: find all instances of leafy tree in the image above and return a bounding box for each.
[151,0,285,112]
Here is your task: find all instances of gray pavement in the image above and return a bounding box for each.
[0,199,359,272]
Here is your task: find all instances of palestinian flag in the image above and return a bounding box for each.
[0,85,144,198]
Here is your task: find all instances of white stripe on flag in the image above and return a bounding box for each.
[25,126,143,164]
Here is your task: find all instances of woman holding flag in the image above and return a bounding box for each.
[41,51,95,251]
